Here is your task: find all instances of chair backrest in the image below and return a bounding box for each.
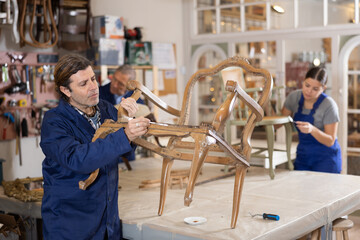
[181,56,273,159]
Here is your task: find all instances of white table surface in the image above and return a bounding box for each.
[118,157,360,240]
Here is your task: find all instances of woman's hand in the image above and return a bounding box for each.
[295,121,314,134]
[120,98,139,118]
[124,116,150,142]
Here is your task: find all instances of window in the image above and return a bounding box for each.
[195,0,360,35]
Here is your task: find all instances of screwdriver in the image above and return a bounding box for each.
[249,212,280,221]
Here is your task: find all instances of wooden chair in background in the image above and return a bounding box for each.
[57,0,92,51]
[78,56,273,228]
[221,67,294,179]
[0,0,19,43]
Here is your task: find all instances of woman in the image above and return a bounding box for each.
[282,67,341,173]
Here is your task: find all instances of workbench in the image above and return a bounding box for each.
[118,157,360,240]
[1,157,360,240]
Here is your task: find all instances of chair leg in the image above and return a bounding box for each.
[284,122,294,170]
[310,227,321,240]
[121,157,132,171]
[265,125,275,179]
[231,165,246,228]
[158,157,174,215]
[184,134,209,206]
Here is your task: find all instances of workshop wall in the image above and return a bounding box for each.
[0,0,185,180]
[91,0,185,96]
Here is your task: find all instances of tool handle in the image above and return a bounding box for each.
[263,213,280,221]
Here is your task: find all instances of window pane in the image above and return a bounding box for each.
[348,45,360,110]
[235,41,277,76]
[349,45,360,70]
[198,10,216,34]
[348,74,360,110]
[328,0,355,25]
[245,4,267,31]
[220,0,240,5]
[197,0,215,7]
[270,0,294,29]
[298,0,323,27]
[221,7,241,32]
[348,113,360,148]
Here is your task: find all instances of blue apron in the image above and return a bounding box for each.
[293,93,341,173]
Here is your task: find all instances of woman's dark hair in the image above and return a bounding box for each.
[54,54,92,101]
[305,67,328,86]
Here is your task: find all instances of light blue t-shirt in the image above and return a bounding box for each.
[114,94,123,105]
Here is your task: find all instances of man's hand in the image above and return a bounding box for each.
[124,117,150,142]
[295,121,314,134]
[120,98,139,118]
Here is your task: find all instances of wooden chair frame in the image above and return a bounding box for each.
[79,56,273,228]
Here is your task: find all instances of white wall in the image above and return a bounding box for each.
[0,0,184,180]
[0,28,54,181]
[91,0,185,96]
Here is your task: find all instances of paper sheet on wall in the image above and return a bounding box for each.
[164,70,176,79]
[152,43,176,70]
[145,70,164,91]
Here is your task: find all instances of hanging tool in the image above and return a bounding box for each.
[2,112,15,140]
[31,109,39,147]
[249,212,280,221]
[25,65,31,95]
[5,66,26,94]
[0,97,5,106]
[14,110,22,166]
[32,67,37,103]
[21,118,28,137]
[7,53,27,63]
[2,117,10,140]
[18,99,27,107]
[2,64,9,83]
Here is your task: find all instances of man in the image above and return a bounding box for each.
[99,64,144,105]
[99,65,156,161]
[40,54,150,239]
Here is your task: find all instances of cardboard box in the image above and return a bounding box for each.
[93,15,124,41]
[87,38,126,66]
[125,41,152,65]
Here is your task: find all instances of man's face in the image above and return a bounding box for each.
[60,66,99,114]
[110,71,131,96]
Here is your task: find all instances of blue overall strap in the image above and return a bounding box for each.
[310,93,327,115]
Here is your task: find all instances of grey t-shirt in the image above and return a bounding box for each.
[283,89,340,131]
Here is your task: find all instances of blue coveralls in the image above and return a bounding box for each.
[294,93,342,173]
[41,99,135,239]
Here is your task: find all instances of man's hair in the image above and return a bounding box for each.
[54,54,92,102]
[115,64,136,80]
[305,67,328,86]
